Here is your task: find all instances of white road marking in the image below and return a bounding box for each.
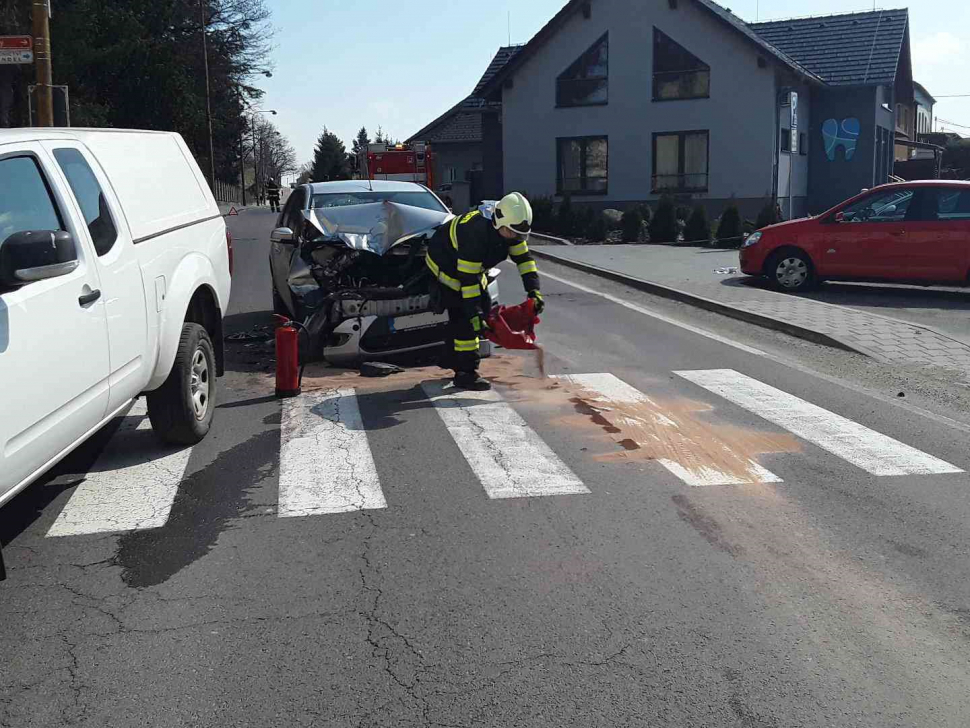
[278,388,386,517]
[47,400,191,537]
[555,373,782,487]
[539,268,970,437]
[422,381,588,499]
[676,369,963,476]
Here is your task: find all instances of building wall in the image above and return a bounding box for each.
[500,0,777,212]
[432,142,482,190]
[808,86,882,213]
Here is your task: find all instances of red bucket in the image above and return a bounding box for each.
[483,298,540,351]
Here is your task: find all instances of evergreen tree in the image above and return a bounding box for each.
[312,127,349,182]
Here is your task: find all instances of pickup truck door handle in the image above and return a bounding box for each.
[78,289,102,306]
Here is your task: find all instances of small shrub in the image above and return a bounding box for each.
[531,195,555,233]
[684,205,710,244]
[620,210,643,243]
[587,216,608,243]
[556,194,574,236]
[575,206,597,237]
[755,198,781,230]
[649,196,679,244]
[715,203,744,245]
[675,204,692,223]
[635,203,653,227]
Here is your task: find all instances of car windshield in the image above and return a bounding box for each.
[311,190,446,213]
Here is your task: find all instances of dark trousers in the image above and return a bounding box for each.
[268,197,280,213]
[446,304,480,374]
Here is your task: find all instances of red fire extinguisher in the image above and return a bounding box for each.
[274,315,302,398]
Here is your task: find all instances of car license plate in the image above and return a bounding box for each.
[390,312,448,332]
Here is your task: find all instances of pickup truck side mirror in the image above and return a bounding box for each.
[0,230,79,288]
[271,227,295,244]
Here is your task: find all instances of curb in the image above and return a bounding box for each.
[531,232,573,246]
[531,248,865,356]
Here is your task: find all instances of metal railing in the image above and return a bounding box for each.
[651,173,709,193]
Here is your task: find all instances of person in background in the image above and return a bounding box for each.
[266,180,281,213]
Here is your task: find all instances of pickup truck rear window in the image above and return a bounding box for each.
[0,156,63,244]
[53,148,118,256]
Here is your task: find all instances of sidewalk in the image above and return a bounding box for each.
[531,244,970,376]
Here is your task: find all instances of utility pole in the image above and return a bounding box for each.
[31,0,53,127]
[252,114,260,206]
[200,0,216,188]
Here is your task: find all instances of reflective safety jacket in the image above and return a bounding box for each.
[425,207,539,320]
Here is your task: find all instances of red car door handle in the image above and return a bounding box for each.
[891,230,906,236]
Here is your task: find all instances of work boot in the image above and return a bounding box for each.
[454,371,491,391]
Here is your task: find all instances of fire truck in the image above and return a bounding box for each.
[360,141,436,189]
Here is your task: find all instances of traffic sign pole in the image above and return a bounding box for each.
[31,1,53,127]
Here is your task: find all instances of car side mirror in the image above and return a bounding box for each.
[271,227,295,244]
[834,211,845,223]
[0,230,79,288]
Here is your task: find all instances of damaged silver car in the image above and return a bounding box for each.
[269,181,499,364]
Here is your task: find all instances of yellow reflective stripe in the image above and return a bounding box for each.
[517,260,538,276]
[471,316,482,332]
[426,255,461,291]
[449,217,460,249]
[456,258,483,274]
[508,241,529,256]
[461,285,481,299]
[460,210,480,224]
[480,273,488,288]
[454,338,480,352]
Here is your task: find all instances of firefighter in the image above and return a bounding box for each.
[266,180,281,213]
[426,192,543,391]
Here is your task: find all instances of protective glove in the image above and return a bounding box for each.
[528,290,545,315]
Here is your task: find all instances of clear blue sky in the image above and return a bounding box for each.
[259,0,970,169]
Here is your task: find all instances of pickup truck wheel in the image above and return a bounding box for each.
[148,323,216,445]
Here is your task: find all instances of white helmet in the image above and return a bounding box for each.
[493,192,533,235]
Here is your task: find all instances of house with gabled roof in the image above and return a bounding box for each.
[472,0,918,217]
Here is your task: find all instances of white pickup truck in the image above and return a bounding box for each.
[0,128,232,509]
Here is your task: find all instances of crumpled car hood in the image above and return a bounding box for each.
[304,200,451,256]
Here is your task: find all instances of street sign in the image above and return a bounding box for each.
[790,91,799,154]
[0,36,32,50]
[0,49,33,65]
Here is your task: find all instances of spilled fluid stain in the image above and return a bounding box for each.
[494,373,800,486]
[671,494,745,557]
[116,428,278,588]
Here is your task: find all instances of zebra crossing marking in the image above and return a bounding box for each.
[676,369,963,476]
[554,373,783,486]
[422,381,589,499]
[46,400,192,537]
[278,388,386,517]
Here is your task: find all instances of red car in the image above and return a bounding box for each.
[740,180,970,292]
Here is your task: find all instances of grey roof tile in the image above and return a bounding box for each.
[750,8,908,86]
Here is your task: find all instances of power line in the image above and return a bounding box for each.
[936,118,970,131]
[935,94,970,99]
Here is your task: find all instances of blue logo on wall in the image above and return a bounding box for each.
[822,118,860,161]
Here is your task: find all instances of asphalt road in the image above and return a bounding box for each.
[4,207,970,726]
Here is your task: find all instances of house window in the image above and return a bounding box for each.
[799,133,807,156]
[556,33,608,107]
[653,28,710,101]
[557,136,608,194]
[781,129,791,153]
[652,131,708,192]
